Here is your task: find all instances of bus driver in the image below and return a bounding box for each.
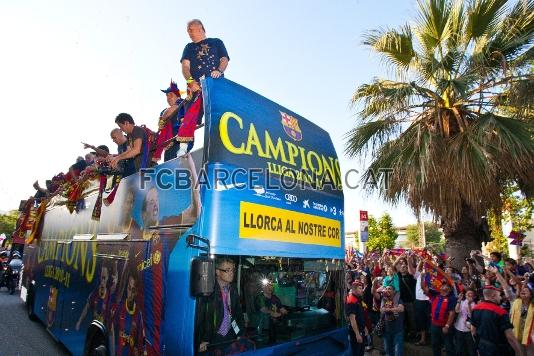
[198,258,245,353]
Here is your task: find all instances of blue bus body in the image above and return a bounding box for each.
[22,78,347,355]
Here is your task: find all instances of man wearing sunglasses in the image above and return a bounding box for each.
[198,258,244,353]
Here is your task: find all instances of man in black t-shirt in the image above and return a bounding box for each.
[471,285,522,356]
[346,281,367,356]
[111,113,148,172]
[181,19,229,93]
[394,256,417,340]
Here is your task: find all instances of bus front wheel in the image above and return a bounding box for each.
[85,332,108,356]
[26,286,37,321]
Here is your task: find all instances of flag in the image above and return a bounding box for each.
[345,247,355,263]
[413,250,454,290]
[27,201,47,244]
[176,92,203,143]
[390,248,407,256]
[508,230,526,246]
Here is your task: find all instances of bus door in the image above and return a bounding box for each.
[57,236,98,356]
[44,239,70,340]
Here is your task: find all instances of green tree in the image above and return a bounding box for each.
[406,224,420,247]
[485,212,509,256]
[406,222,443,247]
[366,213,398,252]
[345,0,534,263]
[425,222,443,245]
[0,210,18,244]
[486,182,534,256]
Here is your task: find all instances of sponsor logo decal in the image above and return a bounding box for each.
[280,111,302,142]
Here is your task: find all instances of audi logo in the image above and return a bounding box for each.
[284,194,298,202]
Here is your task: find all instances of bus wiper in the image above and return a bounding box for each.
[146,223,193,230]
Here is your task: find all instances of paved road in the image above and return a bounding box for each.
[0,289,69,356]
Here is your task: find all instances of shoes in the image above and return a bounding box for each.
[176,143,188,158]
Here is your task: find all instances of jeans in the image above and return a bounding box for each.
[383,330,404,356]
[430,324,455,356]
[454,329,476,356]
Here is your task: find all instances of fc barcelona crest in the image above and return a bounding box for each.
[280,111,302,141]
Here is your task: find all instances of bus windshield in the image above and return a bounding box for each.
[198,255,344,353]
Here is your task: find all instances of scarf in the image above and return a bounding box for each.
[510,298,534,345]
[92,175,107,220]
[27,201,47,244]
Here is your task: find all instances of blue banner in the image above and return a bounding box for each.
[199,78,344,258]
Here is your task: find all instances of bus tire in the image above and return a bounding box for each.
[26,286,37,321]
[84,326,108,356]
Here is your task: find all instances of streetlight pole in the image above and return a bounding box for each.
[421,220,426,248]
[418,214,426,248]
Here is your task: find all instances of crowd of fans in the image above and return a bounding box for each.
[345,248,534,356]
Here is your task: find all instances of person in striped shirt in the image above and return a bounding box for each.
[422,273,457,356]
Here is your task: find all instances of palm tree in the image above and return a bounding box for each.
[345,0,534,262]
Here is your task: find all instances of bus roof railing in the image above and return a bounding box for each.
[146,223,194,230]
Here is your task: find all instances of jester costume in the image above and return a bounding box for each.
[177,90,203,144]
[154,80,202,161]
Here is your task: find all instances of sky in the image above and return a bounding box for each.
[0,0,425,231]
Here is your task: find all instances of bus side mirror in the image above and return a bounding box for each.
[191,257,214,297]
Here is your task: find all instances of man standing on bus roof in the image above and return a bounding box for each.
[181,19,229,93]
[111,113,148,172]
[154,80,196,160]
[198,258,244,353]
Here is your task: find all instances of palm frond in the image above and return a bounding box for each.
[447,0,465,48]
[500,77,534,117]
[351,79,420,120]
[477,113,534,159]
[363,25,416,73]
[488,0,534,66]
[465,0,508,43]
[413,54,441,85]
[344,118,404,158]
[415,0,453,52]
[512,45,534,67]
